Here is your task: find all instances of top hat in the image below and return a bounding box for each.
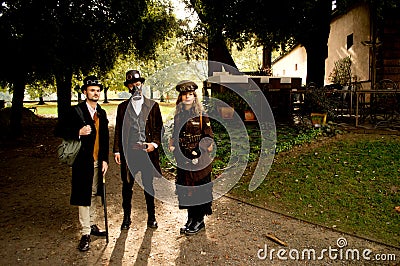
[124,70,145,86]
[81,75,103,92]
[175,80,198,92]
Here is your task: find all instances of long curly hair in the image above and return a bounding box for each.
[175,91,203,116]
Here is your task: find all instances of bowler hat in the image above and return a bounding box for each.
[124,70,145,86]
[81,75,103,92]
[176,80,198,92]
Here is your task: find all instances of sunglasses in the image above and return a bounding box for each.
[85,80,102,85]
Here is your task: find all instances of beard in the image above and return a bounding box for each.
[87,95,99,102]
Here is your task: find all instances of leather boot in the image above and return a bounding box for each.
[185,217,205,235]
[90,224,107,237]
[121,212,131,230]
[147,214,158,229]
[78,235,91,251]
[180,218,193,234]
[145,192,157,228]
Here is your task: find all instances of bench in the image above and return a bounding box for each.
[27,107,37,113]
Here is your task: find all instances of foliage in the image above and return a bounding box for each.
[179,0,331,85]
[210,90,252,115]
[0,0,178,125]
[26,76,56,101]
[328,56,352,86]
[303,84,342,119]
[206,121,337,175]
[100,36,189,99]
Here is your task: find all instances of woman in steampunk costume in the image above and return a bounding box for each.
[169,80,214,235]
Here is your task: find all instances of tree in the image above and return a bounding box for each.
[286,0,332,86]
[181,0,237,75]
[179,0,331,86]
[26,75,56,105]
[0,0,177,135]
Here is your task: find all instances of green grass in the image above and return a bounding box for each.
[229,133,400,247]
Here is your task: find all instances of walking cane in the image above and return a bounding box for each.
[103,175,109,243]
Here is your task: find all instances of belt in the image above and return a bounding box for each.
[131,143,148,150]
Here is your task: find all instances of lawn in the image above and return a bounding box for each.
[23,100,176,122]
[228,130,400,247]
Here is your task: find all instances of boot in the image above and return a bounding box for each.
[145,192,157,229]
[78,235,91,251]
[185,215,205,235]
[147,213,158,229]
[180,217,193,234]
[121,211,131,230]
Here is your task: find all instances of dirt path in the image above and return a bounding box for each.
[0,118,398,265]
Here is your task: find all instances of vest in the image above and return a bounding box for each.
[126,103,146,145]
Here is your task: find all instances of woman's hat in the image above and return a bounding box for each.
[176,80,198,92]
[81,75,103,92]
[124,70,145,86]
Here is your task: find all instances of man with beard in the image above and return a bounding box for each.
[55,75,109,251]
[113,70,163,230]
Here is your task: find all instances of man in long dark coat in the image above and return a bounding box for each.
[56,75,109,251]
[113,70,163,230]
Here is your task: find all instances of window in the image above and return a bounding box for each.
[295,64,298,71]
[347,34,353,49]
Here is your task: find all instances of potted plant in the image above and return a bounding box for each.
[304,84,333,127]
[328,56,352,88]
[210,92,236,119]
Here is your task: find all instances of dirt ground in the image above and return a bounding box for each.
[0,113,399,265]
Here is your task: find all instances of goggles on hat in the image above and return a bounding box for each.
[126,73,141,81]
[85,80,102,86]
[177,83,197,92]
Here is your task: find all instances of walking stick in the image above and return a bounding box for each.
[103,175,109,243]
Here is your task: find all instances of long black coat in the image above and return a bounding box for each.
[56,102,109,206]
[113,97,163,179]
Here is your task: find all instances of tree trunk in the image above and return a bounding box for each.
[304,40,328,87]
[103,86,109,103]
[10,76,26,137]
[262,46,272,74]
[38,96,45,105]
[207,30,237,77]
[301,0,331,87]
[56,69,73,121]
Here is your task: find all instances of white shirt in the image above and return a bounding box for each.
[86,102,97,119]
[130,95,144,115]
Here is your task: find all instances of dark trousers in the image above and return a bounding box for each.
[122,150,156,220]
[187,205,206,222]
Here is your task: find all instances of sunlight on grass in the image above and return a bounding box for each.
[230,133,400,247]
[24,100,176,123]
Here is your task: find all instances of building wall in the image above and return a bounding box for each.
[272,3,372,87]
[325,3,371,86]
[272,45,307,85]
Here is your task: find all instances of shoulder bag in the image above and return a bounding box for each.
[57,106,85,166]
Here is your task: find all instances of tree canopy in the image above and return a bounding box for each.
[0,0,177,134]
[179,0,331,83]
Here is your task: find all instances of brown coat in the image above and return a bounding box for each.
[113,97,163,178]
[171,110,214,185]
